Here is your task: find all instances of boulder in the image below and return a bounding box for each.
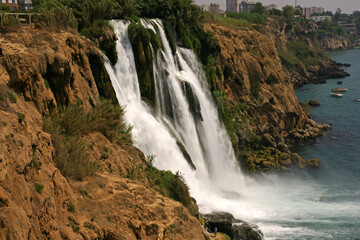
[203,212,263,240]
[306,158,320,168]
[308,100,320,106]
[290,153,307,169]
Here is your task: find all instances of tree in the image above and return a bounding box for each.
[294,9,301,16]
[268,8,282,17]
[282,5,295,19]
[251,2,265,15]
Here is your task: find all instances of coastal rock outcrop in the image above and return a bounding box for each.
[203,212,263,240]
[318,34,353,52]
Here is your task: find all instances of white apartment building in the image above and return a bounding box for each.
[311,15,332,22]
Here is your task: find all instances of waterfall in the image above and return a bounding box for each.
[105,19,264,220]
[103,19,360,239]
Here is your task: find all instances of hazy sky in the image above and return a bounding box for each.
[194,0,360,13]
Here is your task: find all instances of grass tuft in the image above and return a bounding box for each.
[43,99,133,180]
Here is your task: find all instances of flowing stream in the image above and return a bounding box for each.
[105,20,360,239]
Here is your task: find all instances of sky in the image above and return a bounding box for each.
[194,0,360,14]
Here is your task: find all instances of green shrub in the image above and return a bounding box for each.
[226,12,266,25]
[0,5,10,11]
[43,100,132,180]
[213,15,251,29]
[145,167,191,207]
[7,91,17,103]
[36,3,78,30]
[43,78,50,89]
[100,152,109,160]
[17,113,25,123]
[3,15,21,30]
[35,184,44,194]
[68,201,76,212]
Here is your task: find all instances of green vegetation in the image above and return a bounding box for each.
[128,22,156,107]
[68,201,76,212]
[212,15,251,29]
[225,12,266,25]
[3,15,21,29]
[43,78,50,90]
[17,113,25,123]
[279,40,325,71]
[7,91,17,103]
[212,90,247,146]
[145,167,192,207]
[67,222,80,232]
[0,5,10,11]
[43,100,133,180]
[317,20,351,38]
[35,184,44,194]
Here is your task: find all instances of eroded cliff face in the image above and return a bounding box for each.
[205,23,329,172]
[0,29,206,240]
[319,34,353,52]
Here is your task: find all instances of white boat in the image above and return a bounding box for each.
[331,92,343,97]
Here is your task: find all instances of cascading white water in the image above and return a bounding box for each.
[105,19,260,214]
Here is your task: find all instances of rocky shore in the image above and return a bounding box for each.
[290,59,350,88]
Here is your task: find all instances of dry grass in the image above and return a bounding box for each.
[43,99,133,180]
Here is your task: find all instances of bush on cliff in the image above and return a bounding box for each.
[145,167,192,207]
[43,100,133,180]
[35,2,78,30]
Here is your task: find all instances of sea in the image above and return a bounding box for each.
[258,49,360,239]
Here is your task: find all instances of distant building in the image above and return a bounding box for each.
[265,4,278,11]
[226,0,239,12]
[18,0,32,10]
[239,0,256,13]
[0,0,18,11]
[296,6,324,19]
[200,5,210,12]
[311,15,332,22]
[209,3,220,14]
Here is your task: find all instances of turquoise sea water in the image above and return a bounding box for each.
[288,49,360,239]
[250,49,360,239]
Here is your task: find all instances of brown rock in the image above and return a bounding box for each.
[290,153,307,169]
[308,100,320,106]
[306,158,320,168]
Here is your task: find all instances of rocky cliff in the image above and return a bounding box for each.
[205,23,329,173]
[0,29,207,240]
[318,34,353,52]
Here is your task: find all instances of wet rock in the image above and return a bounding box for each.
[181,81,203,122]
[308,100,320,106]
[203,212,263,240]
[290,153,307,169]
[306,158,320,168]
